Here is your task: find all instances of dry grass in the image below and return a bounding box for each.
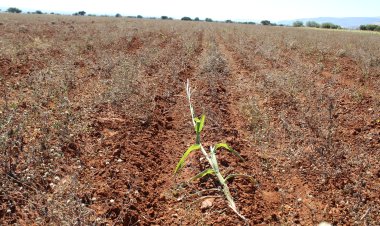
[1,14,379,225]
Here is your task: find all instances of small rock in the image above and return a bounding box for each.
[201,198,215,210]
[176,195,184,201]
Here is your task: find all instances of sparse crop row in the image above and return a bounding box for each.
[0,14,204,224]
[217,23,380,224]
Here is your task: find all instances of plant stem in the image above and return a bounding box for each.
[210,147,247,221]
[186,80,247,221]
[196,131,201,144]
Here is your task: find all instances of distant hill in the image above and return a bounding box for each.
[279,17,380,29]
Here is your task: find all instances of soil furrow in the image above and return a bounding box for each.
[74,27,206,225]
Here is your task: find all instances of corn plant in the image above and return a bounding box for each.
[174,80,254,221]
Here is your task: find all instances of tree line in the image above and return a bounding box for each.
[5,7,379,32]
[359,24,380,32]
[291,20,342,29]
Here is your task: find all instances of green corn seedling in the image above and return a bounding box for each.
[174,80,253,221]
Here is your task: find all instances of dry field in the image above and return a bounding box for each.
[1,14,379,225]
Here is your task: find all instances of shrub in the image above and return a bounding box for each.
[35,10,43,14]
[137,15,143,19]
[261,20,271,26]
[225,19,233,23]
[321,23,331,28]
[7,7,22,13]
[161,16,168,20]
[73,11,86,16]
[181,16,192,21]
[293,20,304,27]
[115,13,122,17]
[205,18,213,22]
[359,24,380,32]
[321,22,341,29]
[306,21,320,28]
[365,24,379,31]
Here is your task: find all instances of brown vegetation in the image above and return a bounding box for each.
[1,14,379,225]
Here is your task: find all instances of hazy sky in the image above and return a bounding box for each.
[0,0,379,21]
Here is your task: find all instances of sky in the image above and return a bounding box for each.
[0,0,379,22]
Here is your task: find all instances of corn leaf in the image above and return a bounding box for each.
[189,168,215,182]
[225,174,256,185]
[198,114,205,132]
[194,114,205,133]
[174,144,201,174]
[194,117,200,132]
[214,143,244,161]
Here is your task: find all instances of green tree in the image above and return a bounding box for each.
[293,20,304,27]
[137,15,143,19]
[115,13,122,17]
[78,11,86,16]
[306,21,320,28]
[225,19,233,23]
[161,16,169,20]
[35,10,43,14]
[321,22,341,29]
[181,16,192,21]
[7,7,22,13]
[194,17,200,21]
[366,24,378,31]
[205,18,213,22]
[261,20,271,25]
